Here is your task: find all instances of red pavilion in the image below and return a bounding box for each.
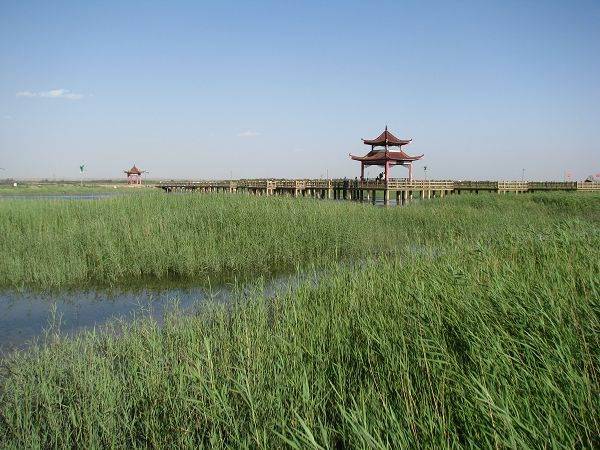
[350,126,423,181]
[124,165,144,185]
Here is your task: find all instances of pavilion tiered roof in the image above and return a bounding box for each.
[350,126,422,165]
[350,150,423,165]
[362,126,412,147]
[125,165,143,175]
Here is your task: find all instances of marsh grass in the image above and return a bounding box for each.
[0,183,137,196]
[0,192,390,289]
[0,192,599,447]
[2,191,598,290]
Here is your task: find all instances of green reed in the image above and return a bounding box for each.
[0,183,136,196]
[0,192,598,447]
[2,190,598,290]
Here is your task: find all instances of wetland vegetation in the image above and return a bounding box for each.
[0,191,446,289]
[0,182,136,196]
[0,191,598,447]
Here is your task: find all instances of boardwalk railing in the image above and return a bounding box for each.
[528,181,576,190]
[156,179,600,205]
[577,181,600,191]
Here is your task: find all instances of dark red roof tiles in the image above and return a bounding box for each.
[350,150,423,163]
[362,126,412,147]
[351,126,422,163]
[125,165,143,175]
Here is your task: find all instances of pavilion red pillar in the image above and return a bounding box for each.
[360,162,364,181]
[384,161,389,181]
[408,163,413,181]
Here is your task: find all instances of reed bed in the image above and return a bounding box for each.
[0,192,599,447]
[1,192,392,289]
[0,183,133,196]
[2,191,598,290]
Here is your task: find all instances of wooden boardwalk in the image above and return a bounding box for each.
[156,179,600,206]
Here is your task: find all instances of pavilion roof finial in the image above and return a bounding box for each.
[362,126,411,147]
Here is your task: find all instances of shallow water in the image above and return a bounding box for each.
[0,275,296,354]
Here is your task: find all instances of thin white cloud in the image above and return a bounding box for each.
[237,130,260,137]
[16,89,84,100]
[3,115,12,120]
[16,91,36,98]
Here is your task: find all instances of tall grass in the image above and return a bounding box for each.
[0,192,391,289]
[0,183,134,196]
[2,191,598,289]
[0,192,598,447]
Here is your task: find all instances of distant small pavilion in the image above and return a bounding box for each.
[124,165,144,185]
[350,126,423,181]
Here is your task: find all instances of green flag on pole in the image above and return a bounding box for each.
[79,164,85,187]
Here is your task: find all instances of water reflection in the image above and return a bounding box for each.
[0,275,295,353]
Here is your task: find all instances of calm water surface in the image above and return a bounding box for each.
[0,193,425,354]
[0,275,298,354]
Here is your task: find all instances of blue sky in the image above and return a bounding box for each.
[1,0,599,180]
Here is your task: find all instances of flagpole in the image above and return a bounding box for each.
[79,164,85,187]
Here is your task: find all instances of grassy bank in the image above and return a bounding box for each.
[2,191,599,289]
[0,193,599,447]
